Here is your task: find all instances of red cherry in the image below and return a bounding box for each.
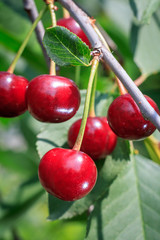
[107,93,160,140]
[57,17,91,48]
[26,75,80,123]
[68,117,117,160]
[38,148,97,201]
[0,71,29,117]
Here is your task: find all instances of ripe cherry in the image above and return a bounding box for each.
[0,71,29,117]
[26,75,80,123]
[107,93,160,140]
[57,17,91,48]
[38,148,97,201]
[68,117,117,160]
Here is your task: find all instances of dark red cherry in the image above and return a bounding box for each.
[68,117,117,160]
[38,148,97,201]
[107,93,160,140]
[57,17,91,48]
[26,75,80,123]
[0,71,29,117]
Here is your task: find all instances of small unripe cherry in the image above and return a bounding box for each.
[38,148,97,201]
[68,117,117,160]
[107,93,160,140]
[26,75,81,123]
[57,17,91,48]
[0,71,29,117]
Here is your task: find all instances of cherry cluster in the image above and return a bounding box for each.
[0,17,159,202]
[0,72,80,122]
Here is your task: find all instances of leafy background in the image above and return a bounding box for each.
[0,0,160,239]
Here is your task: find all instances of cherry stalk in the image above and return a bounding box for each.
[48,0,57,75]
[73,57,99,151]
[0,4,47,118]
[68,59,117,160]
[8,4,47,73]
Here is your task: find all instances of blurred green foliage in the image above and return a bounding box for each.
[0,0,160,239]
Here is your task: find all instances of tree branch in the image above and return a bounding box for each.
[58,0,160,131]
[23,0,50,67]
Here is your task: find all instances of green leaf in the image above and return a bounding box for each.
[130,0,160,24]
[86,155,160,240]
[133,140,150,159]
[144,136,160,165]
[43,26,91,66]
[130,9,160,75]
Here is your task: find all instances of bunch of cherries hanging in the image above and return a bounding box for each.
[0,6,159,202]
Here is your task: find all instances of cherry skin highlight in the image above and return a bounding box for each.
[26,75,81,123]
[0,71,29,117]
[38,148,97,201]
[68,117,117,160]
[57,17,91,48]
[107,93,160,140]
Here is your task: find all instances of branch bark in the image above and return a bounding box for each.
[58,0,160,131]
[23,0,50,67]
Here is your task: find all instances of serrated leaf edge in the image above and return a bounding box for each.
[44,26,90,66]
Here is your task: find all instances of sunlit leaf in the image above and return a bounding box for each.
[86,155,160,240]
[43,26,91,66]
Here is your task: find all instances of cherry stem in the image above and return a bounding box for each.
[75,66,81,86]
[23,0,50,67]
[7,4,47,74]
[48,1,57,75]
[49,60,56,75]
[115,76,127,95]
[89,68,98,117]
[93,23,127,95]
[93,24,110,51]
[134,74,148,87]
[129,141,135,156]
[62,7,70,18]
[48,1,57,27]
[73,58,99,151]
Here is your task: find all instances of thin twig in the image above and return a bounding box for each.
[134,74,147,87]
[58,0,160,131]
[23,0,50,67]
